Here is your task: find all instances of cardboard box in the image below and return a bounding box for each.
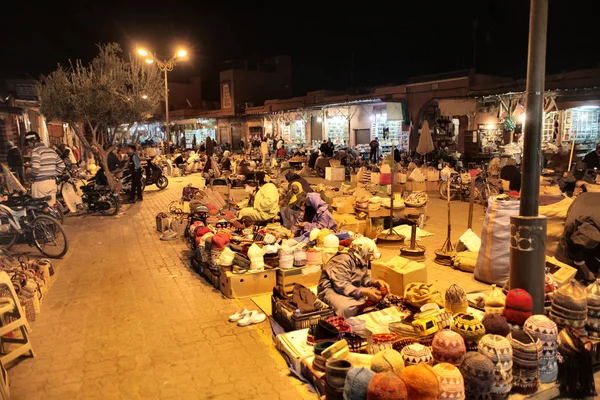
[406,181,426,192]
[426,181,439,193]
[332,196,356,214]
[370,256,427,296]
[220,269,277,299]
[275,328,313,374]
[545,256,577,287]
[339,219,367,235]
[325,167,345,182]
[276,265,321,294]
[209,269,220,289]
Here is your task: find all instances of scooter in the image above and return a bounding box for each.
[143,159,168,189]
[57,173,120,216]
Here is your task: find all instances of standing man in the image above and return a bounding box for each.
[260,139,269,166]
[369,137,379,164]
[326,138,334,157]
[25,131,65,205]
[127,144,143,203]
[6,141,24,184]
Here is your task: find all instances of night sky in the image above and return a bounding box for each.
[2,0,598,100]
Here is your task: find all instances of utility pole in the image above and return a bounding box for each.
[509,0,548,314]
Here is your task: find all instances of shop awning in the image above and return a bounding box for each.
[437,99,478,117]
[555,99,600,110]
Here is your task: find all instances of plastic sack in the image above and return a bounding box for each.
[474,198,521,285]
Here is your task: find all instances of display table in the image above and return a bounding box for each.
[355,205,427,228]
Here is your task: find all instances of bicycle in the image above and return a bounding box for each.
[0,196,69,258]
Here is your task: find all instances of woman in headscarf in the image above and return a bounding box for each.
[295,192,337,237]
[280,181,306,230]
[285,171,312,193]
[237,171,280,222]
[221,150,232,172]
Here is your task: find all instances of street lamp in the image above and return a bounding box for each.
[136,47,188,154]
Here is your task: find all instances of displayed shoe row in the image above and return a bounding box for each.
[229,308,266,326]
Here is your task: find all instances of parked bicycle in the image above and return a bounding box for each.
[0,195,69,258]
[439,169,500,206]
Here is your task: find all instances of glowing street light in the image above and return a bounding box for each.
[142,95,148,99]
[136,46,188,154]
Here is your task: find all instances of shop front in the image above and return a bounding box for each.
[173,118,217,149]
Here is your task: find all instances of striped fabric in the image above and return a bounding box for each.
[30,144,65,181]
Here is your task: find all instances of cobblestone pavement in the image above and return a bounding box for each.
[6,174,314,400]
[6,174,497,399]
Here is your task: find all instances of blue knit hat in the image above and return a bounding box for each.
[343,367,376,400]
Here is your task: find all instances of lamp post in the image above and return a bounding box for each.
[137,48,187,155]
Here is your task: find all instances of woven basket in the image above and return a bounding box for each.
[367,333,399,355]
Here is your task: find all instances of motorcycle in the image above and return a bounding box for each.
[57,173,120,216]
[143,159,168,189]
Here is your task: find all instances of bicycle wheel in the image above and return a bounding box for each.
[0,212,19,249]
[439,181,459,200]
[31,215,69,258]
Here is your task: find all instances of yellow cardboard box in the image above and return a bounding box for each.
[370,255,428,296]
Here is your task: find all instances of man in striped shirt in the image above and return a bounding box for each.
[25,131,65,206]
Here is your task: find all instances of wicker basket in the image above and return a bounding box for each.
[389,321,420,339]
[392,337,419,353]
[271,296,334,332]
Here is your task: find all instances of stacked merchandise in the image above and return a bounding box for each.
[477,334,513,399]
[503,288,533,332]
[524,315,558,383]
[507,331,543,394]
[433,362,465,400]
[0,254,54,323]
[585,278,600,338]
[459,352,495,400]
[549,281,587,330]
[451,313,486,352]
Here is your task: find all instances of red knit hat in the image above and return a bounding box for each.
[211,233,230,250]
[367,372,408,400]
[195,227,211,237]
[503,288,533,325]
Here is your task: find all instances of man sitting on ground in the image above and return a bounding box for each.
[318,237,390,318]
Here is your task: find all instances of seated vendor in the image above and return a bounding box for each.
[237,171,279,222]
[296,192,337,237]
[280,182,306,230]
[318,238,390,318]
[285,171,312,193]
[221,150,232,172]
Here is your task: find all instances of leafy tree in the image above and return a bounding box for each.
[38,43,163,188]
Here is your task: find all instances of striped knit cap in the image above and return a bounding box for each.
[431,330,466,365]
[586,278,600,307]
[400,343,433,366]
[523,315,558,357]
[445,284,468,315]
[451,313,486,351]
[550,281,587,329]
[433,363,465,400]
[507,331,542,394]
[458,352,494,399]
[586,279,600,338]
[477,334,513,394]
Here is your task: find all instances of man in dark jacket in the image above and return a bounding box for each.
[369,137,379,164]
[6,141,24,183]
[320,140,328,156]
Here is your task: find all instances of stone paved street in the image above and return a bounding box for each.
[6,174,314,400]
[5,175,491,399]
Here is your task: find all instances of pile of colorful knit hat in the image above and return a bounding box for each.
[549,280,587,330]
[508,331,543,394]
[478,334,513,398]
[524,315,558,383]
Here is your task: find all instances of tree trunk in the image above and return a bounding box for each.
[72,124,121,193]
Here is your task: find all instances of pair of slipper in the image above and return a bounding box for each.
[228,308,266,326]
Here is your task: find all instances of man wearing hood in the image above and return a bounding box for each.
[318,237,390,317]
[296,192,337,236]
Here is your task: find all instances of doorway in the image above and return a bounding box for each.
[355,129,371,145]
